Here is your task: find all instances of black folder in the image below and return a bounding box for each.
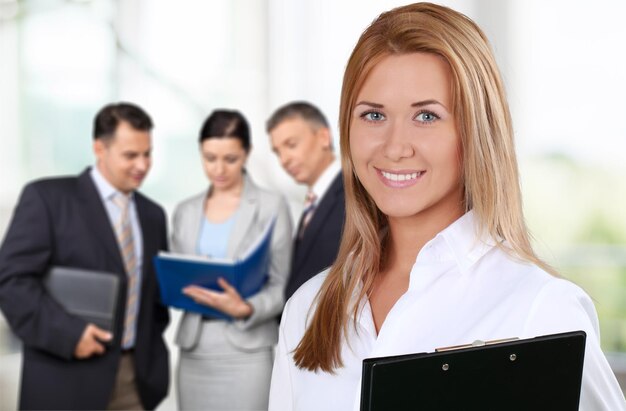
[361,331,586,411]
[43,266,120,333]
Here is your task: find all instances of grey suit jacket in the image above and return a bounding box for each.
[170,176,292,351]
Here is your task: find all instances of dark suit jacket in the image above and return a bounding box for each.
[285,172,345,301]
[0,168,169,410]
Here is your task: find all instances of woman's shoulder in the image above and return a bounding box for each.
[483,246,565,289]
[512,266,598,339]
[176,190,207,208]
[175,190,206,210]
[245,177,285,204]
[280,269,330,334]
[510,254,586,293]
[482,248,594,312]
[530,273,594,315]
[243,178,290,221]
[289,269,329,305]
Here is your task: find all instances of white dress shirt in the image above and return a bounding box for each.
[309,158,341,204]
[269,211,626,411]
[90,166,143,270]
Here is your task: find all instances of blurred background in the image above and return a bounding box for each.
[1,0,625,409]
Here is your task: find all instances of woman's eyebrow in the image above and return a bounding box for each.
[354,101,383,108]
[411,99,448,110]
[355,99,448,110]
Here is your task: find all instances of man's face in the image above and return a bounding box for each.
[93,121,152,194]
[269,117,332,187]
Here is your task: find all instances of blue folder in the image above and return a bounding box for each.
[154,220,274,320]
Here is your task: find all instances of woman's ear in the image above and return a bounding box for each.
[239,151,250,174]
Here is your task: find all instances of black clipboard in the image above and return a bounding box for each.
[361,331,586,411]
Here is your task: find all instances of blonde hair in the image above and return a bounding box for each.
[293,2,554,373]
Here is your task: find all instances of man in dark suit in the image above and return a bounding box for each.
[267,101,345,301]
[0,103,169,410]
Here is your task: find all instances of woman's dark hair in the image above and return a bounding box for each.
[199,110,251,153]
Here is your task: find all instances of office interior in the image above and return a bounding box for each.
[1,0,625,409]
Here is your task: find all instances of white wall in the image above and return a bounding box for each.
[1,1,626,409]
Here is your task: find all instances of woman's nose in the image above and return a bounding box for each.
[382,121,415,161]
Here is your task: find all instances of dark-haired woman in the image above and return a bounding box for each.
[171,110,292,410]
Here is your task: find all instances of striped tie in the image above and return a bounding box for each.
[112,193,139,349]
[298,191,317,239]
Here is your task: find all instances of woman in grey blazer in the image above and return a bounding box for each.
[171,110,293,410]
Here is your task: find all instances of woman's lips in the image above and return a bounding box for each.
[376,168,425,188]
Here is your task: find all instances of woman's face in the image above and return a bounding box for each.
[200,137,248,192]
[349,52,464,222]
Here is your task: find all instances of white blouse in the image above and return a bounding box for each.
[269,212,626,411]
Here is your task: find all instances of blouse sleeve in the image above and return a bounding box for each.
[522,279,626,410]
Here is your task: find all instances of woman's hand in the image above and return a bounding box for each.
[183,278,253,319]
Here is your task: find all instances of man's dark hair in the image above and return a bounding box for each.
[266,101,329,133]
[199,109,251,153]
[93,102,153,141]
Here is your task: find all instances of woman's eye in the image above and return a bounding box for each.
[362,111,386,122]
[415,111,439,123]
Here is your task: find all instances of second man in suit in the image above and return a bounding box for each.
[267,101,346,302]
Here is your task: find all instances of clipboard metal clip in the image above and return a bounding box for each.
[435,337,519,352]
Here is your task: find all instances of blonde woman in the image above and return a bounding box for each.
[269,3,625,410]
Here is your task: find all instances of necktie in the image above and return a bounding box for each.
[112,193,139,349]
[298,191,317,239]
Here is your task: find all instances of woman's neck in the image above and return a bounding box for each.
[384,201,465,274]
[369,203,464,334]
[204,180,244,223]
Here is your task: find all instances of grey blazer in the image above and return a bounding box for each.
[170,176,293,351]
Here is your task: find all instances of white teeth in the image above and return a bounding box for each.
[381,170,422,181]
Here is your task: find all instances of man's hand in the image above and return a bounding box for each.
[74,324,112,359]
[183,278,253,319]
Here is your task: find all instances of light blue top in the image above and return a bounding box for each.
[196,213,237,259]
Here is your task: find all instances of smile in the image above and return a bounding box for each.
[376,168,425,188]
[380,170,423,182]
